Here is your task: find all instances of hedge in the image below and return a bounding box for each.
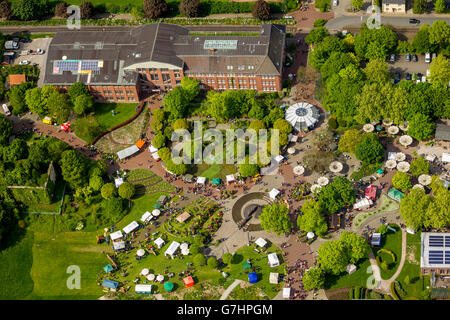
[354,286,361,299]
[390,281,400,300]
[377,249,396,263]
[348,288,354,300]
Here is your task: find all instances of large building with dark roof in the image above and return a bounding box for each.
[43,23,286,103]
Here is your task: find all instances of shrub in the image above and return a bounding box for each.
[313,18,327,27]
[354,286,360,299]
[338,119,347,128]
[328,117,338,130]
[193,253,206,266]
[207,257,218,268]
[189,244,200,255]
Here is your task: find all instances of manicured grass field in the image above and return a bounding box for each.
[27,232,108,300]
[0,232,35,299]
[192,163,237,180]
[324,258,372,290]
[23,179,66,213]
[93,103,138,131]
[373,224,402,280]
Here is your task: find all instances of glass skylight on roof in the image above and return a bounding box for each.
[204,40,238,50]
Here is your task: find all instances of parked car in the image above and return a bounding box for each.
[412,54,418,62]
[426,69,431,77]
[394,72,401,84]
[333,0,338,5]
[418,72,423,80]
[425,52,431,63]
[19,60,30,65]
[409,18,420,24]
[406,73,411,80]
[405,53,411,62]
[19,50,30,56]
[37,48,45,54]
[389,54,396,62]
[2,104,11,116]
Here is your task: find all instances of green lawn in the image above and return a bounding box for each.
[93,102,138,131]
[352,194,399,230]
[0,232,35,299]
[116,193,167,229]
[373,224,402,280]
[192,163,237,180]
[396,231,430,299]
[27,232,108,300]
[23,178,66,213]
[324,258,372,290]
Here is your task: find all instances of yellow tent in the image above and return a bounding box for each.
[42,116,52,125]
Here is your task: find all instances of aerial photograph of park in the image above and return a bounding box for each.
[0,0,449,305]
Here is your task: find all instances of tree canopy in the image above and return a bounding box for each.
[355,133,384,164]
[297,199,327,236]
[259,202,292,235]
[317,177,355,214]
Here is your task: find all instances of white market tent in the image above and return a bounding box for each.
[152,209,161,217]
[287,147,296,155]
[196,176,206,185]
[135,284,152,294]
[310,184,322,193]
[412,184,424,190]
[110,231,123,241]
[151,152,160,160]
[269,273,279,284]
[397,161,410,173]
[329,161,343,173]
[181,248,189,255]
[149,145,158,153]
[113,241,125,250]
[442,153,450,163]
[346,264,357,274]
[283,287,291,299]
[269,188,280,200]
[154,237,165,249]
[180,242,189,251]
[255,237,267,248]
[382,120,393,126]
[288,134,299,143]
[285,102,320,132]
[399,121,409,131]
[114,177,124,188]
[387,152,396,160]
[387,126,399,135]
[353,198,373,210]
[274,155,284,164]
[226,174,235,184]
[363,124,374,133]
[293,165,305,175]
[426,154,437,162]
[123,221,139,235]
[268,253,280,267]
[141,268,149,276]
[117,145,140,160]
[307,232,315,239]
[164,241,180,257]
[399,135,413,147]
[140,211,153,223]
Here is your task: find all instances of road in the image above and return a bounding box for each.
[326,15,450,31]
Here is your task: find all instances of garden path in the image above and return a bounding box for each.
[219,279,243,300]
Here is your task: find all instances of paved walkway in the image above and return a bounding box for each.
[219,279,243,300]
[154,293,165,300]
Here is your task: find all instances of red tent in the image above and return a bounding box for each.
[60,122,71,132]
[365,185,377,201]
[183,276,194,288]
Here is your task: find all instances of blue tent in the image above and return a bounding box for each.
[103,264,114,273]
[102,279,119,290]
[248,272,257,284]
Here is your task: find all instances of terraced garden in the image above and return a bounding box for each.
[352,194,399,231]
[127,169,176,197]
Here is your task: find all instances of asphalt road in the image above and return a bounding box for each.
[326,15,450,31]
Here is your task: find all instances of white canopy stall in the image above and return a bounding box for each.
[196,176,206,185]
[135,284,152,294]
[353,198,373,210]
[274,155,284,164]
[269,188,280,200]
[255,237,267,248]
[154,237,165,249]
[285,102,320,132]
[283,287,291,299]
[268,253,280,267]
[152,209,161,217]
[149,145,158,153]
[164,241,180,257]
[293,165,305,175]
[112,241,125,250]
[140,211,153,223]
[269,273,279,284]
[110,231,123,241]
[117,145,140,160]
[114,177,124,188]
[123,221,139,235]
[226,174,235,184]
[442,153,450,163]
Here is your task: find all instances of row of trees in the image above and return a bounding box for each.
[413,0,447,14]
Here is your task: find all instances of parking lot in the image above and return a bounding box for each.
[13,37,51,86]
[388,53,432,81]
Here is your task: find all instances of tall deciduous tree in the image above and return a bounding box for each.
[79,1,94,19]
[179,0,200,17]
[340,231,369,264]
[317,240,348,275]
[399,188,429,231]
[251,0,270,20]
[259,202,292,235]
[302,267,325,290]
[355,133,384,164]
[363,59,390,83]
[297,199,327,236]
[413,0,427,13]
[0,0,13,19]
[0,114,13,146]
[180,77,199,101]
[60,150,88,189]
[317,177,355,214]
[163,86,188,119]
[55,2,69,18]
[143,0,167,19]
[407,113,435,141]
[429,54,450,85]
[338,129,363,154]
[410,157,429,177]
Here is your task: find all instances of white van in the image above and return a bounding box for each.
[425,52,431,63]
[2,104,11,116]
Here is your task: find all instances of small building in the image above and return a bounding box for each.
[164,241,180,257]
[176,212,191,223]
[102,279,119,291]
[346,264,357,274]
[135,284,152,295]
[8,74,26,87]
[371,233,382,247]
[248,272,258,284]
[268,253,280,268]
[382,0,406,13]
[435,124,450,141]
[154,237,165,249]
[269,188,280,200]
[420,232,450,275]
[184,276,195,288]
[123,221,139,235]
[255,237,267,248]
[388,188,404,202]
[269,272,279,284]
[282,287,291,299]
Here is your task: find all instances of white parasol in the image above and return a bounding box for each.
[136,249,145,257]
[387,126,399,135]
[293,165,305,175]
[310,184,322,193]
[385,159,397,169]
[141,268,149,276]
[394,152,406,162]
[180,242,189,250]
[412,184,424,190]
[418,174,432,186]
[307,232,315,239]
[399,135,413,147]
[363,124,374,133]
[152,209,161,217]
[317,176,329,186]
[146,274,155,281]
[399,121,409,131]
[156,274,164,282]
[287,147,296,155]
[382,120,393,126]
[329,161,343,173]
[397,161,410,172]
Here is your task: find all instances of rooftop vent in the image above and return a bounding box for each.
[62,56,67,60]
[170,36,174,40]
[135,53,141,58]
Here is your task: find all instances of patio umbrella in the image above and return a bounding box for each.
[181,248,189,255]
[382,120,393,126]
[397,161,410,173]
[136,249,145,257]
[164,282,174,292]
[418,174,432,186]
[146,274,155,281]
[141,268,149,276]
[317,176,329,186]
[156,275,164,282]
[412,184,424,190]
[399,121,409,131]
[394,152,406,162]
[329,161,343,173]
[307,232,315,239]
[152,209,161,217]
[387,126,399,135]
[287,147,296,155]
[180,243,189,251]
[310,184,322,193]
[399,135,413,147]
[293,165,305,175]
[385,159,397,170]
[363,124,374,133]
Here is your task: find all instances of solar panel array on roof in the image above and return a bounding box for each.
[203,40,238,50]
[446,251,450,264]
[429,250,444,264]
[56,60,79,71]
[446,236,450,247]
[80,60,100,71]
[429,235,444,247]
